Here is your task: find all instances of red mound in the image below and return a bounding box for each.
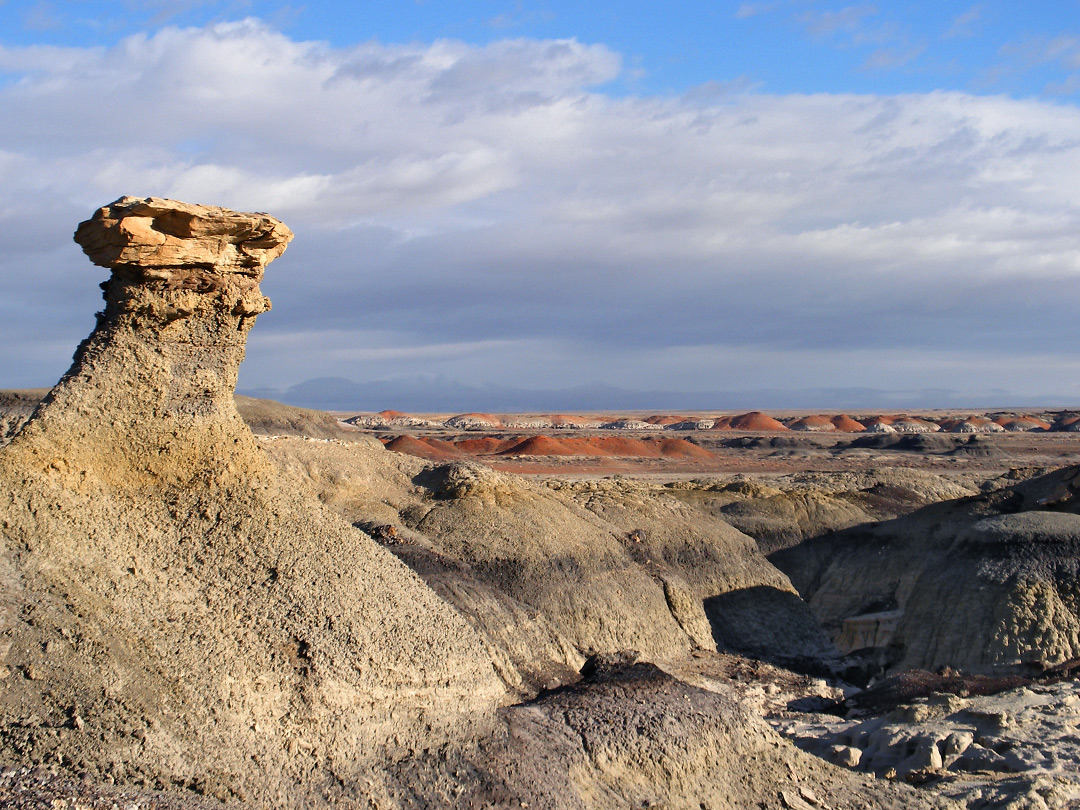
[454,434,716,460]
[423,437,465,455]
[788,415,837,431]
[995,416,1052,431]
[644,415,688,426]
[455,437,521,455]
[727,411,788,431]
[711,416,733,430]
[654,438,714,459]
[547,414,588,427]
[590,436,658,456]
[830,414,866,432]
[384,435,463,461]
[937,418,962,431]
[379,409,406,419]
[499,436,588,456]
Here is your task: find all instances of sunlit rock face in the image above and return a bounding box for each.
[0,198,504,807]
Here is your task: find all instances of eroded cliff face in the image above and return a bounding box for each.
[0,198,504,806]
[15,197,289,487]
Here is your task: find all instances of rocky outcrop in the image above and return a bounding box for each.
[668,418,717,430]
[672,470,977,556]
[0,198,503,806]
[775,678,1080,807]
[444,412,504,430]
[772,466,1080,674]
[600,418,663,430]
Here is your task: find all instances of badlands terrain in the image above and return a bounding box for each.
[3,198,1080,809]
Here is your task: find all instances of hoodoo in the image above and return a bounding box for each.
[0,198,503,806]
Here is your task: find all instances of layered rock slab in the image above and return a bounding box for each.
[0,198,503,805]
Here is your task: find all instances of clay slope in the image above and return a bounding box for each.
[555,478,837,662]
[405,462,699,659]
[271,431,835,672]
[1,390,358,443]
[771,465,1080,674]
[668,470,977,556]
[0,198,502,806]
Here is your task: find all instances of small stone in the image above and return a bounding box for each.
[798,786,828,808]
[780,789,816,810]
[829,744,861,768]
[943,731,973,758]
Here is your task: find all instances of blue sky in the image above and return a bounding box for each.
[2,2,1080,408]
[5,1,1080,99]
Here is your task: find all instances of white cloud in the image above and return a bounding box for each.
[945,5,982,40]
[1,21,1080,400]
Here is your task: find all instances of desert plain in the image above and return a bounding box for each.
[3,198,1080,809]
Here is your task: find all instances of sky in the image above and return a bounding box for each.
[2,1,1080,410]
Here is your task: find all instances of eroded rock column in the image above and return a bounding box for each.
[12,197,293,484]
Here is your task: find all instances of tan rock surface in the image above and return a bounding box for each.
[772,466,1080,674]
[74,196,293,272]
[0,199,961,810]
[0,198,503,806]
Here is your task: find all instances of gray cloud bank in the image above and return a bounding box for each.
[2,20,1080,410]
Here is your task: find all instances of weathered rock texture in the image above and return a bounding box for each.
[0,198,503,805]
[0,199,952,810]
[772,466,1080,674]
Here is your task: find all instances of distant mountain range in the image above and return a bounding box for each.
[239,375,1080,413]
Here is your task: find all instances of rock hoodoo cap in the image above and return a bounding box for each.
[73,196,294,273]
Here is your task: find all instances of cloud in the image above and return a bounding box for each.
[1001,34,1080,71]
[944,5,982,39]
[794,4,926,73]
[1,21,1079,402]
[799,4,879,37]
[734,2,781,19]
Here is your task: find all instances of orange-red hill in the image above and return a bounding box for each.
[727,411,788,431]
[654,438,715,459]
[788,415,837,431]
[644,415,689,426]
[384,435,463,461]
[455,437,521,455]
[830,414,866,432]
[499,435,603,456]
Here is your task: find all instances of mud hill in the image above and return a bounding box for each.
[0,199,946,809]
[771,465,1080,674]
[382,434,464,460]
[718,411,789,430]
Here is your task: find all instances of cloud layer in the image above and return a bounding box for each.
[2,20,1080,406]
